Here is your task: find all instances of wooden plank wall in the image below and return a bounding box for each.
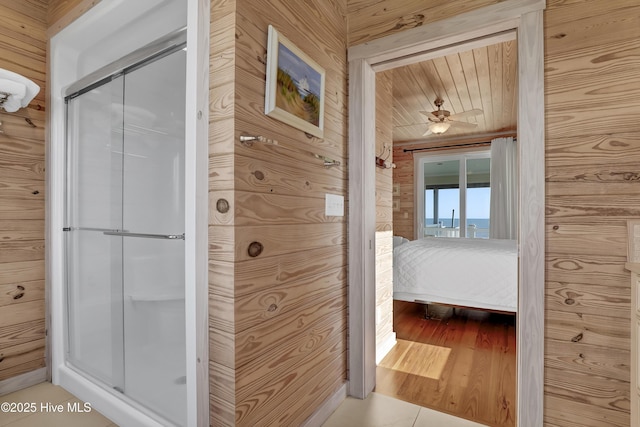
[0,0,106,388]
[375,71,394,358]
[349,0,640,425]
[48,0,89,24]
[392,145,413,240]
[210,0,349,425]
[47,0,100,35]
[0,1,48,384]
[544,1,639,425]
[209,0,238,424]
[347,0,500,47]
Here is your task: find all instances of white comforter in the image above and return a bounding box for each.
[393,237,518,312]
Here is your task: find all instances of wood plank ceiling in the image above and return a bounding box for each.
[392,39,518,143]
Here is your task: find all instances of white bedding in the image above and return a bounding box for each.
[393,237,518,313]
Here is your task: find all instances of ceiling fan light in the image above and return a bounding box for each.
[429,121,451,134]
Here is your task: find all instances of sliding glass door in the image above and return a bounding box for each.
[65,46,187,426]
[417,151,491,239]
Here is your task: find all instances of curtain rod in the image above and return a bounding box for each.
[402,137,517,153]
[403,141,490,153]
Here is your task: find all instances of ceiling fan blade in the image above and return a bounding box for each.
[448,120,479,129]
[419,110,438,120]
[395,123,426,128]
[422,127,433,136]
[447,109,483,120]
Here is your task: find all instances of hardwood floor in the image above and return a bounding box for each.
[375,301,516,427]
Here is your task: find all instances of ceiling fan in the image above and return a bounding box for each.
[419,98,483,136]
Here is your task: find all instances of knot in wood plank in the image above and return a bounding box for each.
[248,241,264,257]
[216,198,230,213]
[12,285,25,300]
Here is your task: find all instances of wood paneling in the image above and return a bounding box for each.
[391,41,517,143]
[391,146,413,239]
[546,280,630,319]
[0,5,46,96]
[0,1,46,384]
[209,0,238,422]
[0,281,44,307]
[542,5,640,418]
[348,0,519,144]
[209,0,348,424]
[347,0,500,47]
[47,0,100,36]
[350,0,640,425]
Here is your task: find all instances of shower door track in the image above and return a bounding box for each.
[64,26,186,100]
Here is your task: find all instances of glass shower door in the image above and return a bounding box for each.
[65,47,186,426]
[120,48,186,425]
[66,74,125,392]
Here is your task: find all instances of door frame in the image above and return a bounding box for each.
[347,0,546,425]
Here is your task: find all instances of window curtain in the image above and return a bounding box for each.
[490,137,517,239]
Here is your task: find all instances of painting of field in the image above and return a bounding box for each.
[275,42,322,126]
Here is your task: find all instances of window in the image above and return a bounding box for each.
[416,151,491,239]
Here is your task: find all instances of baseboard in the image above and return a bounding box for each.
[0,368,47,396]
[376,333,397,364]
[300,381,348,427]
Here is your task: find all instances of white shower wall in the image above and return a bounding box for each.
[54,0,187,91]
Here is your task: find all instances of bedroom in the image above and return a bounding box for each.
[373,36,518,427]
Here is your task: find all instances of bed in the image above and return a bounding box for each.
[393,237,518,313]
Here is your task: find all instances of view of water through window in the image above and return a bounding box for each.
[426,185,491,238]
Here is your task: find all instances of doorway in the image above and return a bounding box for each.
[347,1,545,426]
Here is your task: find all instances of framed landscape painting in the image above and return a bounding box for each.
[265,25,325,138]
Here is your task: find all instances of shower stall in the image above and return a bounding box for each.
[49,1,209,425]
[63,33,187,426]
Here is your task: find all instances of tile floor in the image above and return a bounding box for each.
[321,392,487,427]
[1,383,485,427]
[0,382,115,427]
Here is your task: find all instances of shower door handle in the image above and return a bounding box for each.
[64,226,126,233]
[103,231,185,240]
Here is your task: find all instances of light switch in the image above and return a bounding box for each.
[325,194,344,217]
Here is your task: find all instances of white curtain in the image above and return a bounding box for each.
[490,137,517,239]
